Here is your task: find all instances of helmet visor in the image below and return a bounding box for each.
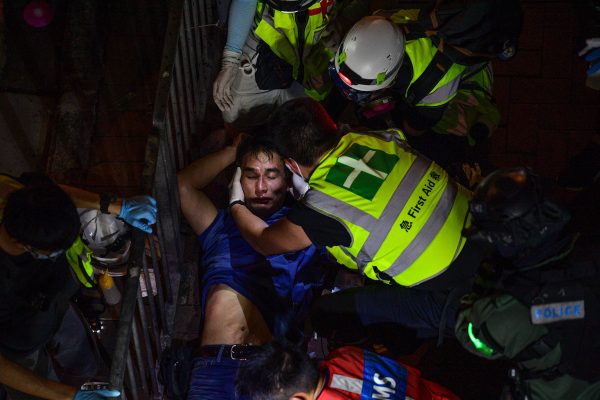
[328,62,372,103]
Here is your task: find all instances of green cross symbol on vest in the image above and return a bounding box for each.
[325,144,399,200]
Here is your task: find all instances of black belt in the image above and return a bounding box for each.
[198,344,259,360]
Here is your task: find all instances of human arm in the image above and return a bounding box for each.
[177,142,239,236]
[213,0,257,111]
[230,203,313,255]
[224,0,257,55]
[0,353,119,399]
[0,353,75,399]
[58,185,157,234]
[400,104,447,135]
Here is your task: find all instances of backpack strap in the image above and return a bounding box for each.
[512,330,561,363]
[405,50,454,106]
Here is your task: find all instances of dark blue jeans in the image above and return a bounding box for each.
[187,351,250,400]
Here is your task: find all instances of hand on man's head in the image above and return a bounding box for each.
[229,167,245,207]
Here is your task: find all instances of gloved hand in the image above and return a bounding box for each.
[213,50,241,112]
[320,19,344,53]
[73,388,121,399]
[229,167,245,206]
[578,38,600,76]
[305,72,327,92]
[119,195,157,233]
[286,164,310,200]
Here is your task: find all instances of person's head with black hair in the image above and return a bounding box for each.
[268,98,340,169]
[236,340,320,400]
[2,181,80,257]
[235,134,290,219]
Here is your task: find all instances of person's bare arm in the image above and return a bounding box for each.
[0,353,76,400]
[57,185,123,215]
[59,185,157,233]
[230,203,313,255]
[177,144,238,236]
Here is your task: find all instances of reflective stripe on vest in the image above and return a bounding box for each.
[65,236,96,288]
[305,130,471,286]
[254,1,334,100]
[0,175,96,288]
[404,37,466,107]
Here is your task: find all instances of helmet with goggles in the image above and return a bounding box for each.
[330,16,404,103]
[79,209,131,267]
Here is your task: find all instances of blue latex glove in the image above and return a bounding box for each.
[74,388,121,399]
[579,38,600,76]
[118,195,157,233]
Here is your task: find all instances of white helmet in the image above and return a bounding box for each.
[331,16,405,99]
[79,209,131,266]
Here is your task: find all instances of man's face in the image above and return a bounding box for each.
[240,151,287,218]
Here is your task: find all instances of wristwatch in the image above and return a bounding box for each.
[100,193,117,214]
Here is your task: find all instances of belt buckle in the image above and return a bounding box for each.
[229,344,247,360]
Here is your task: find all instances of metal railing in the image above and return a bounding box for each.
[108,0,221,397]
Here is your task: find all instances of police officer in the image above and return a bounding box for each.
[455,167,600,400]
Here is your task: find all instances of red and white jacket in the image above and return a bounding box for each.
[317,347,459,400]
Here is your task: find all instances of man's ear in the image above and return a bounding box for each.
[284,159,298,175]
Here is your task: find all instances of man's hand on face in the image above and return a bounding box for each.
[229,167,245,207]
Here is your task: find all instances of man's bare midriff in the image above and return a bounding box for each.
[200,284,272,345]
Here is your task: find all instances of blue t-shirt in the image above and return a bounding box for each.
[198,206,325,337]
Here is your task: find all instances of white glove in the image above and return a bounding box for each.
[579,38,600,76]
[286,165,310,200]
[578,37,600,57]
[229,167,245,206]
[319,18,344,54]
[213,50,241,112]
[320,21,344,53]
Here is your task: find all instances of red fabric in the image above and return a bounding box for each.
[307,0,334,17]
[317,347,460,400]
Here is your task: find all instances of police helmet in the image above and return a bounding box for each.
[469,167,570,256]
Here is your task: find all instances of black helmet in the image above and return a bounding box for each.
[469,167,570,257]
[264,0,320,12]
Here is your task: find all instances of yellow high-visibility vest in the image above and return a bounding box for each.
[254,0,335,100]
[402,37,468,107]
[305,130,472,286]
[0,175,95,288]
